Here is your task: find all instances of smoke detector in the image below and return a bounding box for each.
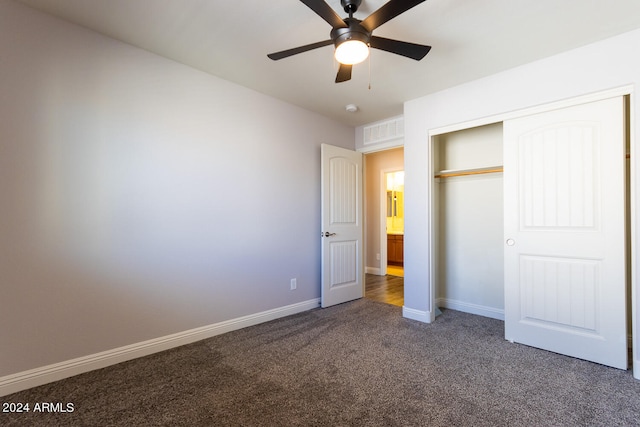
[345,104,359,113]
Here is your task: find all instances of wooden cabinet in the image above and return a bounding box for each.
[387,234,403,266]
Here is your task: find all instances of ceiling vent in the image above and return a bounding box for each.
[363,116,404,145]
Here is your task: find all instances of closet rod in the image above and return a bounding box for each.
[435,166,503,179]
[436,153,628,179]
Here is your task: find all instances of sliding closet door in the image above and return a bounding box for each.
[504,97,627,369]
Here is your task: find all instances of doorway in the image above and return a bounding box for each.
[385,170,405,278]
[432,123,504,319]
[364,147,404,305]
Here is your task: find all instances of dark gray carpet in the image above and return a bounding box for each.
[3,299,640,426]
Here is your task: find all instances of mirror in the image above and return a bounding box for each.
[386,190,404,217]
[385,171,404,234]
[387,191,395,217]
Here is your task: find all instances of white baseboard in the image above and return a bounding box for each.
[0,298,320,397]
[365,266,382,275]
[437,298,504,321]
[402,306,433,323]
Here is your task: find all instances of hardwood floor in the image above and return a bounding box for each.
[386,265,404,277]
[365,273,404,307]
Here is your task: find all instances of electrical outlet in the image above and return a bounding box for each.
[290,278,297,290]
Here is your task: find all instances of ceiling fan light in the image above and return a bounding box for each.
[335,40,369,65]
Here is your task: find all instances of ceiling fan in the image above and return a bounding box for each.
[267,0,431,83]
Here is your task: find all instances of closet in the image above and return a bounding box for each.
[431,96,631,370]
[433,123,505,320]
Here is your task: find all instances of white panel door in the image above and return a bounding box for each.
[504,97,627,369]
[321,144,363,308]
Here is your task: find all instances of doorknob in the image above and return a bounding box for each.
[323,232,337,237]
[506,238,515,246]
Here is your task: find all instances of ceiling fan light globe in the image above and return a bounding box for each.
[335,40,369,65]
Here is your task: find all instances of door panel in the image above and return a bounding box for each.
[519,255,598,331]
[321,144,363,308]
[504,97,627,369]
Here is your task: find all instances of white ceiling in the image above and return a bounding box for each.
[16,0,640,126]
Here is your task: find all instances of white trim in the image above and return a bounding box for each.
[0,299,320,397]
[402,306,432,323]
[380,168,388,277]
[629,90,638,380]
[428,128,438,323]
[429,85,634,138]
[437,298,505,321]
[358,139,403,154]
[366,266,382,275]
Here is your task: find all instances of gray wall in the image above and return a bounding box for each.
[0,1,354,377]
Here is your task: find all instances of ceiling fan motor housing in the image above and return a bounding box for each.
[331,18,371,46]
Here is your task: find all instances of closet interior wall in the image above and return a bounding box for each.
[434,122,505,319]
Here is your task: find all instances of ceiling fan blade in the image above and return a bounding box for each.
[300,0,348,28]
[361,0,426,32]
[335,63,352,83]
[267,39,333,60]
[370,36,431,60]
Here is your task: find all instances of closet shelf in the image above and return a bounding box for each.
[435,166,503,179]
